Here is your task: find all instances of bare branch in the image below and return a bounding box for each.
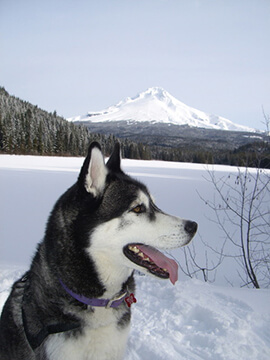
[200,163,270,288]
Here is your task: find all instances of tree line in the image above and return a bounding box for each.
[0,87,150,159]
[0,86,269,167]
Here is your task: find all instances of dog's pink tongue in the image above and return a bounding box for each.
[137,245,178,285]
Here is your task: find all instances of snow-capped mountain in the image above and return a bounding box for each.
[68,87,255,132]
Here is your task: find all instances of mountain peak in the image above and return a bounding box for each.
[133,87,176,105]
[142,86,168,98]
[68,88,255,132]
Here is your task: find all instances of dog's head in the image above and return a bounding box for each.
[75,142,197,286]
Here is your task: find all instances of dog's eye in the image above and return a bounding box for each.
[131,204,145,214]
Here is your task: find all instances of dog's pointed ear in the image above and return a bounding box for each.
[78,142,108,197]
[106,142,122,173]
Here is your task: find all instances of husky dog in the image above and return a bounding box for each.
[0,142,197,360]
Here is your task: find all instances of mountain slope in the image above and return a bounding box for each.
[68,87,255,132]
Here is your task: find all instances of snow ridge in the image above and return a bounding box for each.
[68,87,255,132]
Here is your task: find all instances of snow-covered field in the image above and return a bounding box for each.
[0,155,269,359]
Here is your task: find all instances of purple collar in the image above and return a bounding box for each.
[59,279,136,308]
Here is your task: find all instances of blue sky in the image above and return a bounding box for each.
[1,0,269,129]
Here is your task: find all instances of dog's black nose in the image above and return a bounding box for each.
[184,221,198,235]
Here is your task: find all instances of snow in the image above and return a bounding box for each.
[67,87,256,132]
[127,277,270,360]
[0,154,269,359]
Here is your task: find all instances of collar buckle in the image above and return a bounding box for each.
[106,290,128,309]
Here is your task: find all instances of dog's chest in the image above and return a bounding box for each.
[45,308,130,360]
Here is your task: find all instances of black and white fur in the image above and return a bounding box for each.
[0,142,197,360]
